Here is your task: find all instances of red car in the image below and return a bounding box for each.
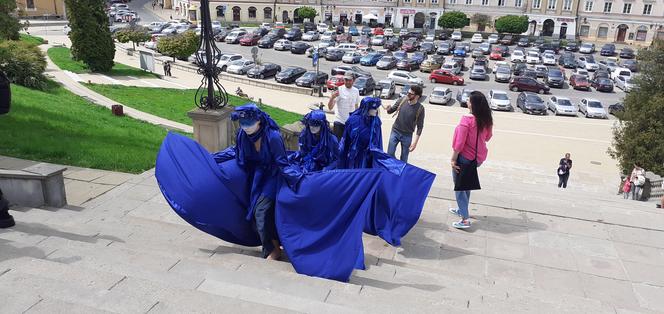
[239,34,261,46]
[569,74,590,90]
[372,27,384,36]
[326,74,345,89]
[429,69,464,85]
[489,48,503,60]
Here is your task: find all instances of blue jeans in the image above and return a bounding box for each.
[387,129,413,162]
[452,154,474,220]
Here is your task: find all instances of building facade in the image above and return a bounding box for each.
[577,0,664,45]
[524,0,579,39]
[392,0,443,30]
[15,0,66,19]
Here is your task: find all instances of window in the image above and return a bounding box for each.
[643,4,652,15]
[636,26,647,41]
[584,1,593,11]
[263,7,272,20]
[449,0,456,4]
[432,0,439,3]
[216,5,225,17]
[547,0,556,9]
[515,0,522,6]
[248,6,257,19]
[603,2,612,13]
[563,0,572,10]
[482,0,489,5]
[466,0,472,4]
[622,3,631,13]
[579,25,590,36]
[418,0,424,3]
[532,0,541,9]
[498,0,505,5]
[598,26,608,38]
[26,0,35,9]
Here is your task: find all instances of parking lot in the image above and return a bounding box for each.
[210,29,632,120]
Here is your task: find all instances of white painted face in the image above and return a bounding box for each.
[309,125,321,134]
[368,109,378,116]
[241,121,260,135]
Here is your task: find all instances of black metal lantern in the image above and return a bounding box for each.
[194,0,228,110]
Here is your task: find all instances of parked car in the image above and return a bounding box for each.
[396,58,420,71]
[373,27,385,36]
[600,43,616,56]
[402,39,420,52]
[238,33,260,46]
[526,51,540,64]
[471,33,483,43]
[564,42,579,52]
[325,74,345,89]
[437,41,454,55]
[342,51,362,64]
[570,74,591,90]
[579,42,595,54]
[303,22,316,33]
[226,59,255,75]
[611,67,632,80]
[275,66,307,84]
[574,68,590,77]
[509,76,550,94]
[511,50,525,63]
[559,57,578,69]
[267,28,286,38]
[295,71,328,87]
[522,69,538,80]
[578,98,608,118]
[577,55,599,71]
[429,69,464,85]
[598,59,619,73]
[258,35,279,48]
[387,70,424,86]
[420,42,436,55]
[488,90,512,111]
[615,75,635,92]
[353,76,376,95]
[317,23,329,33]
[336,33,353,43]
[488,34,500,44]
[512,63,528,76]
[440,61,461,75]
[494,66,512,83]
[290,42,311,54]
[608,102,625,115]
[377,79,396,99]
[499,34,514,45]
[360,52,384,66]
[591,77,614,92]
[247,63,281,79]
[517,92,547,115]
[371,35,386,46]
[302,31,319,41]
[593,70,611,81]
[619,47,635,59]
[325,48,345,61]
[361,26,372,36]
[451,30,462,41]
[217,54,243,71]
[428,86,453,105]
[284,29,303,41]
[547,96,577,116]
[320,30,337,41]
[490,48,504,61]
[384,37,403,51]
[224,29,248,44]
[420,58,442,73]
[517,37,530,47]
[453,46,467,57]
[384,28,394,37]
[274,39,292,51]
[545,68,565,88]
[469,67,487,80]
[621,59,638,72]
[375,56,397,70]
[541,53,556,66]
[456,88,475,107]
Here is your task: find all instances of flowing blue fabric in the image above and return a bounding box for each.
[288,110,339,172]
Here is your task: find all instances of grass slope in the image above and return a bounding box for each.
[19,34,45,46]
[47,47,158,78]
[84,84,303,127]
[0,81,168,173]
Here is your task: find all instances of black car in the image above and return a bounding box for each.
[496,45,510,56]
[403,31,424,41]
[522,69,538,80]
[499,34,514,45]
[253,28,269,37]
[247,63,281,79]
[258,35,279,48]
[600,43,616,56]
[384,37,403,51]
[420,42,435,54]
[559,57,578,69]
[335,24,345,34]
[593,70,610,81]
[564,42,579,52]
[591,77,614,92]
[619,48,635,59]
[325,49,345,61]
[550,39,562,49]
[545,68,565,88]
[330,65,353,76]
[512,63,528,76]
[517,37,530,47]
[290,42,311,54]
[451,56,466,70]
[275,66,307,84]
[533,37,545,48]
[353,76,376,95]
[517,92,547,115]
[295,71,328,87]
[303,22,316,32]
[284,29,302,41]
[214,29,230,42]
[608,102,625,115]
[436,41,454,55]
[622,59,638,72]
[539,43,559,53]
[438,31,449,40]
[267,28,286,38]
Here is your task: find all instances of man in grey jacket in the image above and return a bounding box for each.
[383,85,425,163]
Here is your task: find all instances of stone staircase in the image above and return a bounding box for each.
[2,163,663,313]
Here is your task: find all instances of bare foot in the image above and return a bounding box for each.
[266,247,282,260]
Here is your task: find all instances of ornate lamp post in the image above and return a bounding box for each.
[193,0,228,110]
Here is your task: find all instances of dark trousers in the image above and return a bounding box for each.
[558,173,569,188]
[254,195,278,258]
[332,121,345,140]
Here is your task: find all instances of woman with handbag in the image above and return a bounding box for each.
[629,163,646,201]
[449,91,493,229]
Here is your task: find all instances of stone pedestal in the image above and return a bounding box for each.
[187,107,235,152]
[280,121,304,151]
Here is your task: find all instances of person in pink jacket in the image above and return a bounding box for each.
[449,91,493,229]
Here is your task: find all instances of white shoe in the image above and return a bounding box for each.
[449,208,461,217]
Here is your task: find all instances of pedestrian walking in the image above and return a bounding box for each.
[622,177,631,199]
[163,61,172,77]
[449,91,493,229]
[383,85,424,163]
[629,163,646,200]
[327,72,360,140]
[557,153,572,189]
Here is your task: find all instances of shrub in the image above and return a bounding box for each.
[438,11,468,30]
[65,0,115,72]
[157,31,199,61]
[0,40,48,89]
[494,15,529,34]
[114,26,151,50]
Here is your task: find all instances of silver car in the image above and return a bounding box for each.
[578,98,608,119]
[494,66,512,83]
[441,62,461,75]
[428,86,453,105]
[371,35,386,46]
[547,96,577,116]
[387,70,424,86]
[377,79,396,99]
[226,59,255,75]
[274,39,292,51]
[615,75,635,92]
[488,90,512,111]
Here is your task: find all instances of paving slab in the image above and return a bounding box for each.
[90,172,136,186]
[573,253,629,280]
[633,283,664,312]
[579,273,642,310]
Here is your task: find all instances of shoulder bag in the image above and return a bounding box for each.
[454,126,482,191]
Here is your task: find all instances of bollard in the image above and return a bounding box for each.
[112,104,124,116]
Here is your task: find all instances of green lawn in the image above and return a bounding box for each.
[19,34,45,46]
[47,47,158,78]
[84,84,303,127]
[0,81,170,173]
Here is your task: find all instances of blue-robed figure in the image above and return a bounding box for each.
[288,110,339,172]
[338,97,383,169]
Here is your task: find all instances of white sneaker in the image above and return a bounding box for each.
[449,208,461,217]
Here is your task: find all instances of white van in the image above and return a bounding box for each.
[337,43,358,52]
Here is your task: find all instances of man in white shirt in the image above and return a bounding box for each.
[327,72,360,139]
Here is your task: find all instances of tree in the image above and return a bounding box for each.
[297,6,317,22]
[65,0,115,72]
[0,0,27,40]
[494,15,529,34]
[157,31,199,62]
[0,40,48,89]
[609,40,664,174]
[471,14,491,32]
[437,11,468,30]
[115,26,151,50]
